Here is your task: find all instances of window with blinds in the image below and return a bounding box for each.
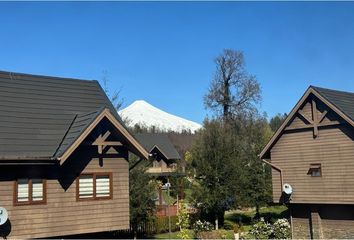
[77,173,112,200]
[15,179,46,205]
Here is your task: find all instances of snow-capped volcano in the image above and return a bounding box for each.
[118,100,202,133]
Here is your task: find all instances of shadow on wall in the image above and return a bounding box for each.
[59,119,128,191]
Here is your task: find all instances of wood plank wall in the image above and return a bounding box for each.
[0,155,129,238]
[270,99,354,204]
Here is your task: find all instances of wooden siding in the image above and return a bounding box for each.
[271,125,354,203]
[0,149,129,238]
[271,97,354,204]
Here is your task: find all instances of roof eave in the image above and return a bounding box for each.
[260,86,354,160]
[58,108,150,163]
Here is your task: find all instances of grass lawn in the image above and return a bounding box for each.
[161,190,176,204]
[153,231,180,239]
[152,206,288,238]
[225,205,288,232]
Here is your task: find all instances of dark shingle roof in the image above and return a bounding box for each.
[312,86,354,122]
[135,133,180,160]
[0,71,123,160]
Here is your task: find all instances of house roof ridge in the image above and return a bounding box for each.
[0,70,96,83]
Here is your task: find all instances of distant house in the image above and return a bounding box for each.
[134,133,182,217]
[260,86,354,239]
[0,71,149,238]
[135,133,182,176]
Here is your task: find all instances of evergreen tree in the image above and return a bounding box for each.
[129,161,157,237]
[190,49,272,226]
[269,113,287,132]
[189,120,240,227]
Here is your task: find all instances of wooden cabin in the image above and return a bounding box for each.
[0,71,149,238]
[135,133,181,176]
[260,86,354,239]
[134,133,182,217]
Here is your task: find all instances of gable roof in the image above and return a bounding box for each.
[135,133,181,160]
[0,70,148,160]
[260,86,354,160]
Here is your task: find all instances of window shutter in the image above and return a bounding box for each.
[79,176,94,198]
[32,179,43,201]
[96,175,110,197]
[17,179,29,202]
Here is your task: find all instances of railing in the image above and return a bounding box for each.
[146,166,176,174]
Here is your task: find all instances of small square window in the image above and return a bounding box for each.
[15,179,46,205]
[77,173,112,201]
[307,164,321,177]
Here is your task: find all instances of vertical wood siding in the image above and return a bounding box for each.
[0,156,129,238]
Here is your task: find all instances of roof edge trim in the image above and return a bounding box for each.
[260,86,354,159]
[58,108,149,162]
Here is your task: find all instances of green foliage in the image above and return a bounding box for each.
[269,113,287,132]
[189,120,240,224]
[248,218,273,239]
[272,218,291,239]
[177,201,193,239]
[154,216,179,233]
[193,220,214,233]
[223,220,244,234]
[223,220,235,230]
[190,114,273,225]
[225,205,289,229]
[233,223,244,233]
[245,218,291,240]
[129,164,157,233]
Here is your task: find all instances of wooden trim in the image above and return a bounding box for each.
[60,108,149,162]
[312,100,319,137]
[298,109,313,124]
[14,179,47,206]
[260,87,313,159]
[150,145,170,161]
[307,163,322,177]
[260,87,354,159]
[105,111,149,159]
[262,159,283,193]
[284,121,341,131]
[76,172,113,202]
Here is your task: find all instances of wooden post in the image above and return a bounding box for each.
[310,208,324,239]
[312,100,319,138]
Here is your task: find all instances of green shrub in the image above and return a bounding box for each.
[245,218,291,240]
[193,220,214,233]
[233,223,244,234]
[155,216,179,233]
[247,218,273,239]
[272,218,291,239]
[177,202,193,239]
[223,220,234,230]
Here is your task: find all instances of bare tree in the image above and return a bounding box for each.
[102,70,124,111]
[204,49,261,120]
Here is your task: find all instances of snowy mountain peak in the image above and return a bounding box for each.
[118,100,202,133]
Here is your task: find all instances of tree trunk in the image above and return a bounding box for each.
[218,211,225,227]
[255,204,260,220]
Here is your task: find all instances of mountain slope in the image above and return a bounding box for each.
[118,100,202,133]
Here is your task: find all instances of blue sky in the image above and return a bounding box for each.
[1,2,354,124]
